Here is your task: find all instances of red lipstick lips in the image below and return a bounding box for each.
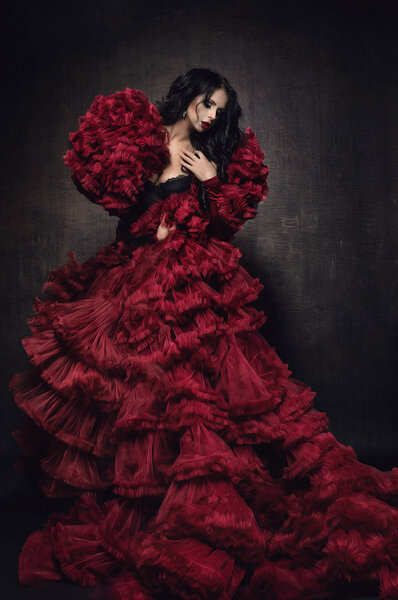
[202,121,210,129]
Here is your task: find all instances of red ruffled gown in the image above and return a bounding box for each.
[9,88,398,600]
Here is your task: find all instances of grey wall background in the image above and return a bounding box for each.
[1,0,397,500]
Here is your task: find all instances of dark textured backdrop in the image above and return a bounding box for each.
[1,0,397,507]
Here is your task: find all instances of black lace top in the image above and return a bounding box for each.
[154,174,209,210]
[154,174,193,198]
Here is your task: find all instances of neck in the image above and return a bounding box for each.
[164,118,193,143]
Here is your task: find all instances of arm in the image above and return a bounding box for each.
[201,128,269,238]
[63,88,170,218]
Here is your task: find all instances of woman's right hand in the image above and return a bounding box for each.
[156,217,175,241]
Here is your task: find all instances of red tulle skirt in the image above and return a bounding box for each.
[9,228,398,599]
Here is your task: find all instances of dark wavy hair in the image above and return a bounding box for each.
[154,68,245,182]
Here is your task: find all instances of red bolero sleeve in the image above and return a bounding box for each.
[201,127,269,239]
[63,88,170,217]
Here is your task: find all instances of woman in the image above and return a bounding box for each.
[10,68,398,599]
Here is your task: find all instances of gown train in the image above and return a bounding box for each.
[10,226,398,600]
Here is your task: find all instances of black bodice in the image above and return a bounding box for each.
[121,174,192,223]
[115,174,193,243]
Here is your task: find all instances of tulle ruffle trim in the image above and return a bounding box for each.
[11,231,398,600]
[64,88,170,216]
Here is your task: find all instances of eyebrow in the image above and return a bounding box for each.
[210,99,226,111]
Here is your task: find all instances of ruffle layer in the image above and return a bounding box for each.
[200,128,269,235]
[64,88,170,216]
[106,572,155,600]
[40,438,113,490]
[11,226,398,599]
[166,421,262,484]
[19,494,120,586]
[11,370,116,457]
[113,430,176,498]
[151,477,266,562]
[130,534,245,600]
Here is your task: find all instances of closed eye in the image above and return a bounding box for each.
[204,99,225,117]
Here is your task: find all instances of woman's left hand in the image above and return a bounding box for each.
[156,216,176,241]
[178,149,217,182]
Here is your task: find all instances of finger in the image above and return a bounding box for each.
[180,149,198,159]
[180,155,194,165]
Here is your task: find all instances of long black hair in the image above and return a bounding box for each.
[154,68,245,182]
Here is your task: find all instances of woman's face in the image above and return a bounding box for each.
[186,87,228,132]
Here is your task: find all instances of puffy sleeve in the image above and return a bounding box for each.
[63,87,170,217]
[201,127,269,239]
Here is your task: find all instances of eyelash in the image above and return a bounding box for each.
[204,100,223,116]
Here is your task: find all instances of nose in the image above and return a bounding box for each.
[208,108,217,122]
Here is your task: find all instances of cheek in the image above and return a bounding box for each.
[195,104,207,121]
